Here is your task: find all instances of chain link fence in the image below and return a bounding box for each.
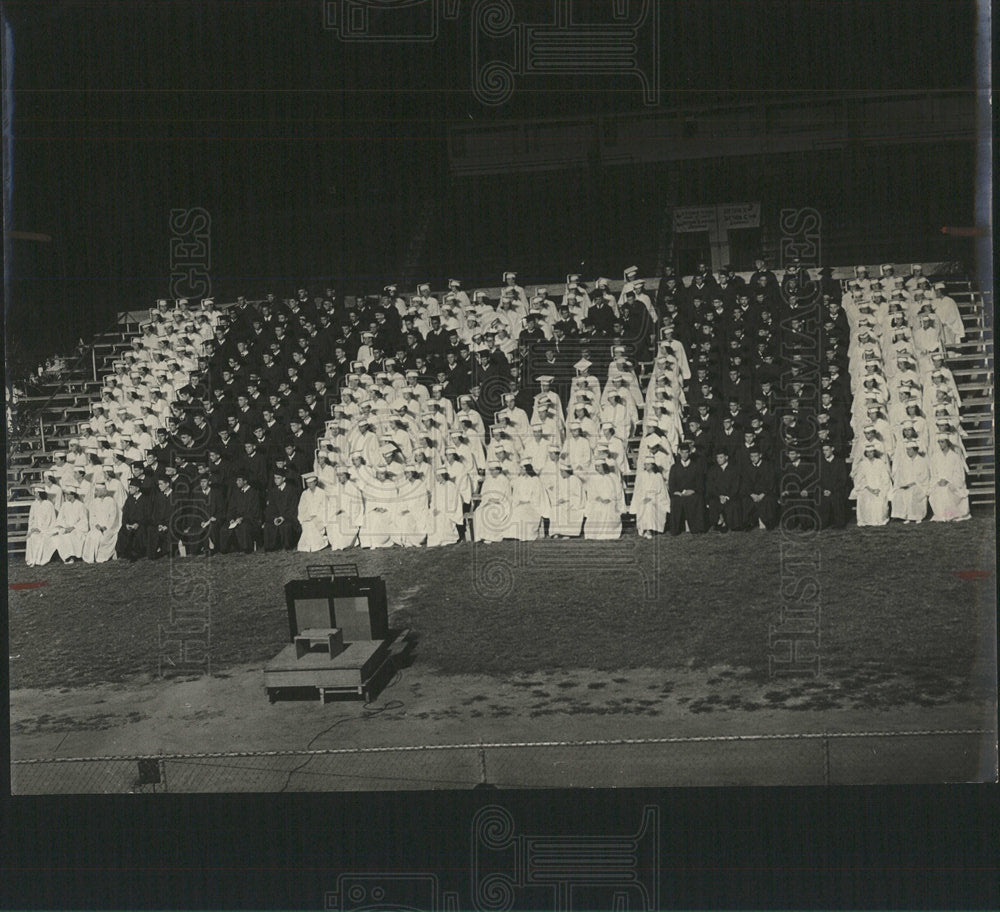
[10,729,994,793]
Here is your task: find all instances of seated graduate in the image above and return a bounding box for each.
[705,449,745,533]
[667,441,706,535]
[296,472,329,552]
[220,470,263,553]
[583,458,625,541]
[25,485,57,567]
[263,468,302,551]
[630,454,670,539]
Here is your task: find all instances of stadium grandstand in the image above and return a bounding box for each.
[8,253,993,563]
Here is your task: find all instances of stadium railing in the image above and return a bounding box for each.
[10,728,993,793]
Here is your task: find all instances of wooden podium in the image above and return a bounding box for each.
[264,567,394,704]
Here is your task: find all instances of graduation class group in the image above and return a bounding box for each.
[22,258,973,568]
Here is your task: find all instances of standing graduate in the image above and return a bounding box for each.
[817,443,849,529]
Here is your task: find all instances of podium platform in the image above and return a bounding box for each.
[264,639,392,704]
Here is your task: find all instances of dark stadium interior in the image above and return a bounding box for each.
[4,0,980,371]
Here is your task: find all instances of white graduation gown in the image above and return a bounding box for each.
[427,479,463,547]
[933,295,965,345]
[583,472,625,540]
[563,435,594,475]
[82,495,121,563]
[297,487,329,552]
[851,458,891,527]
[928,448,971,521]
[55,499,90,560]
[548,473,586,537]
[358,477,397,548]
[473,473,512,543]
[393,480,431,547]
[25,499,57,567]
[324,480,363,550]
[630,468,670,534]
[890,453,930,521]
[505,475,549,541]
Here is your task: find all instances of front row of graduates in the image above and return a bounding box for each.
[25,481,122,567]
[644,442,843,536]
[26,435,972,566]
[850,436,971,526]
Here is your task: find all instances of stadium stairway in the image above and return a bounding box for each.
[6,319,146,554]
[946,277,994,507]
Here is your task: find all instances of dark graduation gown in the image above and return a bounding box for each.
[263,482,302,550]
[116,493,151,559]
[147,488,177,559]
[780,456,818,530]
[706,460,746,531]
[667,457,706,534]
[221,484,263,553]
[818,454,849,529]
[741,457,780,529]
[238,448,270,498]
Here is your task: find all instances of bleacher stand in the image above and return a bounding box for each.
[20,260,978,566]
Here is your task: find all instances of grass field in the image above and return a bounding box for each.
[8,517,996,712]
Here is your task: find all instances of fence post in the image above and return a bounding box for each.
[823,737,831,786]
[92,345,97,383]
[478,744,488,786]
[39,415,46,454]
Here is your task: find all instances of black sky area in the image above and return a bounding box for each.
[3,0,977,368]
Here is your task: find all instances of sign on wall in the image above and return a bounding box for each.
[718,201,760,229]
[673,202,760,233]
[672,206,717,233]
